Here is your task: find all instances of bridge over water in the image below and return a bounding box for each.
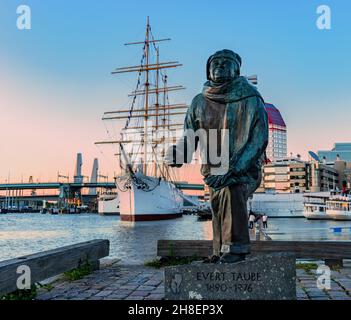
[0,181,204,210]
[0,181,203,191]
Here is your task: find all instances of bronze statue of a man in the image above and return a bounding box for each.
[166,49,268,263]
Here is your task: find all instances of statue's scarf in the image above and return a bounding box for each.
[201,76,266,190]
[202,76,262,104]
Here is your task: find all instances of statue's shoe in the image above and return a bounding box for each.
[219,253,245,264]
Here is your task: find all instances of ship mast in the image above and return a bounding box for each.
[162,73,169,180]
[154,46,160,176]
[143,16,150,175]
[96,17,187,179]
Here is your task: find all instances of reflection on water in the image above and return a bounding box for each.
[267,218,351,241]
[1,214,351,264]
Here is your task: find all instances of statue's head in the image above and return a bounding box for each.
[206,49,242,83]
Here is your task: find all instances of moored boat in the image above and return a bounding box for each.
[96,17,186,221]
[302,192,351,221]
[326,195,351,221]
[117,172,182,221]
[303,193,329,220]
[98,191,120,216]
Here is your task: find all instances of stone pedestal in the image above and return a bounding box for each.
[164,253,296,300]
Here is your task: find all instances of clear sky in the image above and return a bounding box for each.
[1,0,351,182]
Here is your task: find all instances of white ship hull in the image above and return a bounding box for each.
[302,201,328,220]
[302,193,351,221]
[117,173,183,221]
[305,210,351,221]
[326,210,351,221]
[250,193,305,217]
[98,194,120,216]
[303,211,330,220]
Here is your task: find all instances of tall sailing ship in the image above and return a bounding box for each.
[96,17,186,221]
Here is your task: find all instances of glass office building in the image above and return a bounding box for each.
[318,143,351,162]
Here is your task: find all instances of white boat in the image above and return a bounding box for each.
[117,172,182,221]
[303,193,329,220]
[98,191,120,216]
[96,18,185,221]
[302,192,351,221]
[326,195,351,221]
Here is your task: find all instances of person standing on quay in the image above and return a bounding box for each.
[249,211,256,230]
[262,214,268,229]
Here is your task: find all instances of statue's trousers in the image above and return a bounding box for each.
[210,184,251,256]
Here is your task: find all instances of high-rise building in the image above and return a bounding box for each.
[265,103,287,161]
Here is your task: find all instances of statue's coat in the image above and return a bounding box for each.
[183,76,269,193]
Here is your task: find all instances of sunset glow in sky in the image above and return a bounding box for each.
[1,0,351,182]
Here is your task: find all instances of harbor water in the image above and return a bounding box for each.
[1,213,351,264]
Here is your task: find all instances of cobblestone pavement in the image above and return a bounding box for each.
[36,264,165,301]
[36,262,351,300]
[296,267,351,300]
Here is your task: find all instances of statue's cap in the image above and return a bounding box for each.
[206,49,242,80]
